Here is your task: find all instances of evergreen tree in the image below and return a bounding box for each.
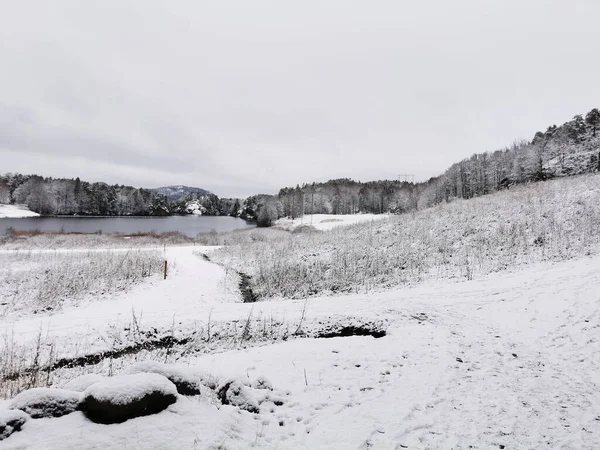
[585,108,600,137]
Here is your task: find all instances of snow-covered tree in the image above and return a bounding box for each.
[585,108,600,137]
[0,179,10,204]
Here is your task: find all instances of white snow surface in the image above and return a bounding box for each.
[0,409,28,441]
[1,398,250,450]
[63,374,106,393]
[83,373,177,405]
[274,213,390,231]
[1,244,599,448]
[0,205,39,218]
[127,361,204,391]
[0,409,28,427]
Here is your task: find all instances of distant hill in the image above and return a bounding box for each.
[153,185,212,202]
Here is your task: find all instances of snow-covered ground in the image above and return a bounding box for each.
[0,246,234,342]
[0,205,39,219]
[1,242,599,449]
[274,213,390,231]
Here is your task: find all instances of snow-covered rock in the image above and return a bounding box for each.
[127,361,202,396]
[10,388,82,419]
[0,409,28,441]
[63,374,106,392]
[82,373,178,424]
[216,380,259,414]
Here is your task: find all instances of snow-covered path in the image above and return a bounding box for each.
[0,246,239,340]
[2,247,600,449]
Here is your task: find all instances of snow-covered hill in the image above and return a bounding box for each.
[214,173,600,299]
[152,185,211,202]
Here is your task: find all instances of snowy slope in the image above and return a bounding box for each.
[1,245,599,449]
[216,173,600,300]
[0,205,39,218]
[274,213,390,231]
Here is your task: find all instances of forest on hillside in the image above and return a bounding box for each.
[0,174,240,217]
[247,108,600,226]
[2,108,599,222]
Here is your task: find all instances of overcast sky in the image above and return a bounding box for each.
[1,0,599,197]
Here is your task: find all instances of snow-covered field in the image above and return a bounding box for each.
[274,213,390,231]
[1,245,599,449]
[0,249,166,318]
[0,205,39,219]
[1,175,600,449]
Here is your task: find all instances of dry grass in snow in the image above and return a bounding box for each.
[195,227,290,246]
[0,230,195,250]
[0,249,165,317]
[213,174,600,299]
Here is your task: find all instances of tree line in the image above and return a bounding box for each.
[0,174,241,217]
[2,108,599,223]
[249,108,600,226]
[417,108,600,208]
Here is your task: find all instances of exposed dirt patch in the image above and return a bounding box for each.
[199,253,257,303]
[238,272,258,303]
[316,325,387,339]
[2,335,190,383]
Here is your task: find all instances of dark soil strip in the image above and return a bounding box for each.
[200,253,258,303]
[238,272,258,303]
[2,335,190,382]
[316,325,387,339]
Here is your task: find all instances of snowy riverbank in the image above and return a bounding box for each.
[0,205,39,219]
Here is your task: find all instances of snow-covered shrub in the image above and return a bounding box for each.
[0,409,28,441]
[82,373,178,424]
[252,376,273,391]
[62,374,106,392]
[0,231,193,250]
[216,380,260,413]
[9,388,82,418]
